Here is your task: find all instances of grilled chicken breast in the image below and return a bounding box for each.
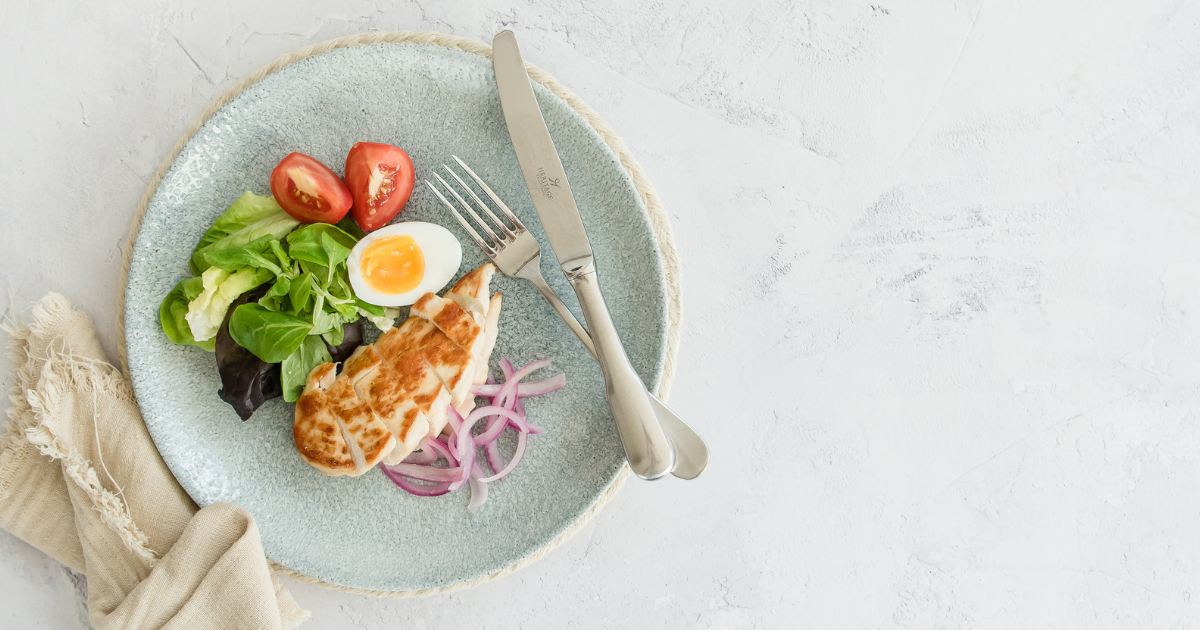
[375,317,475,421]
[294,363,396,476]
[476,293,503,383]
[411,293,486,355]
[293,264,501,475]
[446,263,495,319]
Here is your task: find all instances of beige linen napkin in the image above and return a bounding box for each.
[0,293,309,629]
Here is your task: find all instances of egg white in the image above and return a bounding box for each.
[348,222,463,307]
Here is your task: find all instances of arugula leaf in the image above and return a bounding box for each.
[191,192,299,274]
[309,296,336,337]
[297,259,330,288]
[160,276,215,351]
[280,335,332,402]
[329,273,354,302]
[228,303,313,363]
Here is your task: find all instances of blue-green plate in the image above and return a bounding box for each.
[123,42,668,592]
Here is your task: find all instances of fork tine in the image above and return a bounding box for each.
[424,180,497,257]
[433,172,503,246]
[452,155,527,231]
[442,165,517,240]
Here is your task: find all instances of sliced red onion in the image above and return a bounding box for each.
[477,378,520,448]
[380,466,452,496]
[471,406,529,446]
[403,447,438,465]
[490,359,550,421]
[467,462,488,513]
[383,463,464,483]
[471,373,566,398]
[485,437,504,476]
[384,356,558,508]
[446,405,464,439]
[450,404,503,490]
[479,429,528,483]
[423,436,458,467]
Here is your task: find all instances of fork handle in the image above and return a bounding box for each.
[563,256,675,480]
[519,266,597,357]
[521,258,708,479]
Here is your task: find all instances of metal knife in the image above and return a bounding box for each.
[492,30,676,480]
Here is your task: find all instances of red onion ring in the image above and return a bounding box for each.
[446,405,464,438]
[402,447,438,465]
[382,356,558,508]
[383,463,464,483]
[471,373,566,398]
[467,462,488,513]
[423,436,458,467]
[471,406,530,446]
[380,466,452,496]
[479,430,528,483]
[485,437,504,477]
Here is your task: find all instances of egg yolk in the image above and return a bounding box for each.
[359,235,425,294]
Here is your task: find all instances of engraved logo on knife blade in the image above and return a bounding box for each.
[536,167,557,200]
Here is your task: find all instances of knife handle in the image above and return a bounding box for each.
[564,256,675,480]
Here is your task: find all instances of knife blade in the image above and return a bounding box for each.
[492,30,676,480]
[491,32,594,268]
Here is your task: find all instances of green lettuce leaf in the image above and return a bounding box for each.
[257,277,291,312]
[190,192,299,274]
[356,304,399,332]
[335,214,367,241]
[160,276,214,351]
[286,223,357,284]
[228,303,313,363]
[203,235,288,277]
[287,272,315,315]
[185,266,273,342]
[280,335,332,402]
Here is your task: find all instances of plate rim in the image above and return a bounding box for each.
[118,31,682,597]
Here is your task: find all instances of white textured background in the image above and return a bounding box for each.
[4,0,1200,628]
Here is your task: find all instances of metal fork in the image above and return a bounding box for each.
[426,157,595,357]
[425,156,708,480]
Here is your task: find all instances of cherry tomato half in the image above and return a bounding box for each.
[344,142,415,231]
[269,152,353,224]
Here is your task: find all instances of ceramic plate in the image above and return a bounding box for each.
[124,43,668,591]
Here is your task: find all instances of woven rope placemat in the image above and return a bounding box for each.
[115,30,682,598]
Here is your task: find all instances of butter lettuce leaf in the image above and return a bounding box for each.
[160,276,214,351]
[185,266,273,343]
[190,192,299,274]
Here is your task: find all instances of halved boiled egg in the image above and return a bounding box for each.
[348,222,462,307]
